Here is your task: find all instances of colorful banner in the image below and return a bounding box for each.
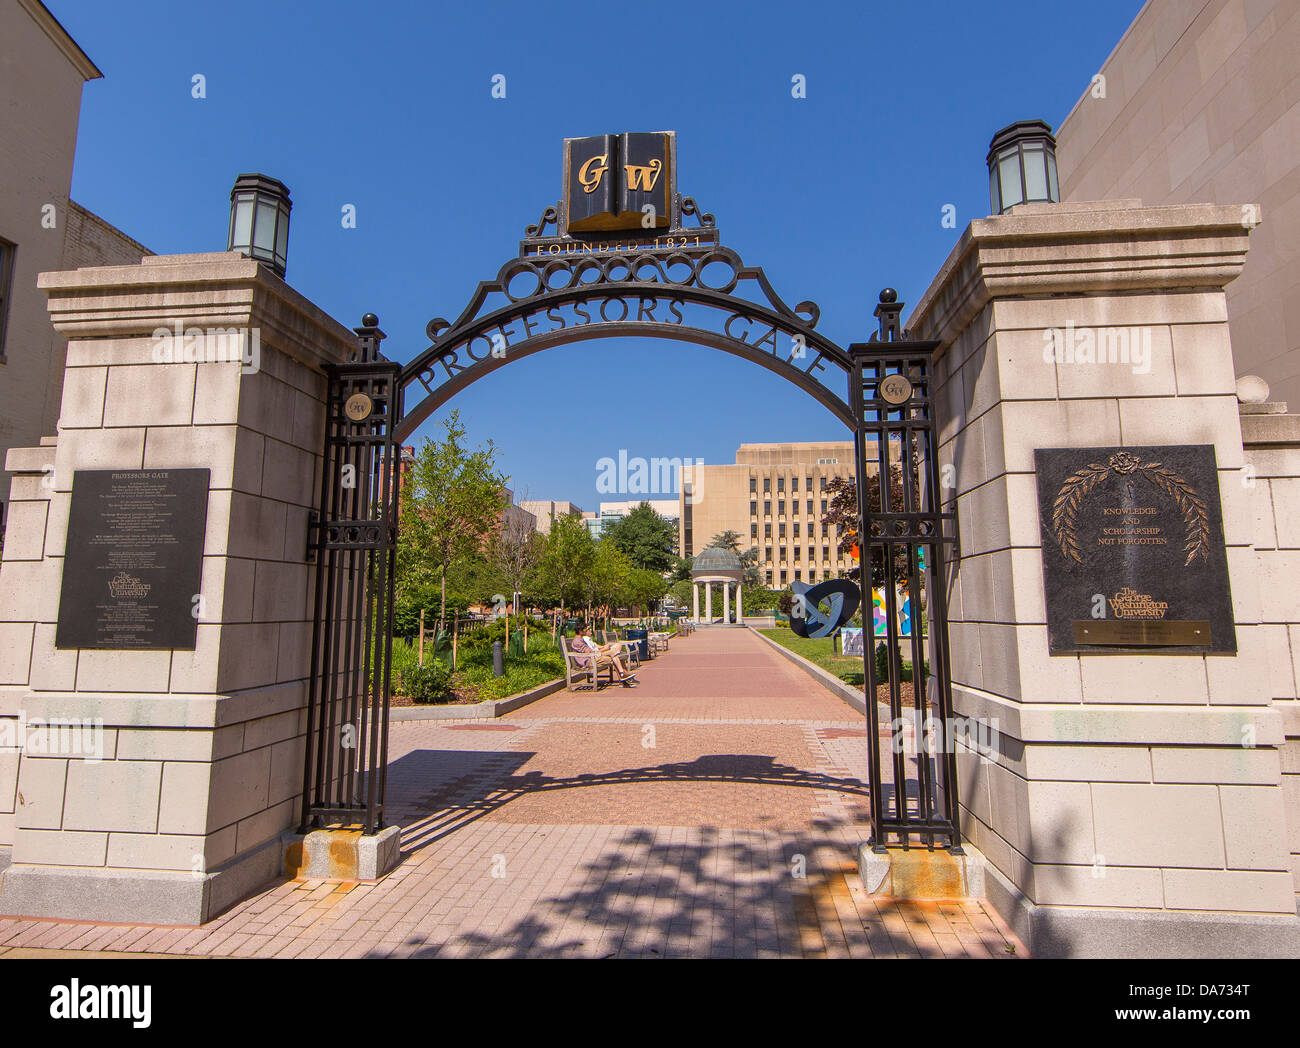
[871,587,914,637]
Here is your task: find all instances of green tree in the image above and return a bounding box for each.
[585,541,632,628]
[534,513,595,627]
[824,460,919,586]
[603,502,677,572]
[622,567,667,616]
[486,510,544,635]
[397,410,508,630]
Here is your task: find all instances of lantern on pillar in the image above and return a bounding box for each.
[227,173,292,277]
[987,120,1059,215]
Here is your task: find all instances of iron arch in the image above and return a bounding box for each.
[395,241,857,441]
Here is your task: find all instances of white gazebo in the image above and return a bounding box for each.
[690,547,744,626]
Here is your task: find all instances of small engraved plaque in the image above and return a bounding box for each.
[55,469,209,650]
[879,373,913,405]
[1035,446,1235,654]
[344,392,373,422]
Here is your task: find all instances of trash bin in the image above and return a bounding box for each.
[624,627,649,660]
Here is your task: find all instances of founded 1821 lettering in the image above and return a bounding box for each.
[55,468,210,650]
[1033,445,1236,654]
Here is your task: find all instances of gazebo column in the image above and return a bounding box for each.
[735,581,743,625]
[705,584,712,622]
[722,582,731,624]
[692,582,699,620]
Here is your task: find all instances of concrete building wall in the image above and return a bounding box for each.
[518,500,583,536]
[0,0,97,530]
[0,2,148,541]
[679,442,860,586]
[1055,0,1300,408]
[1239,406,1300,901]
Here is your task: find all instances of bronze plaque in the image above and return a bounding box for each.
[1035,446,1235,654]
[1071,619,1212,647]
[55,469,209,650]
[344,392,373,422]
[879,373,913,405]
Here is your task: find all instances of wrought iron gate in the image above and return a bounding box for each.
[852,292,962,851]
[300,315,401,835]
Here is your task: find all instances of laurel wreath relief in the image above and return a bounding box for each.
[1050,451,1211,567]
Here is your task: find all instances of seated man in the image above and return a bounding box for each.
[572,622,638,687]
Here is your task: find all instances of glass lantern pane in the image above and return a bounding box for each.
[253,200,277,252]
[275,210,289,267]
[1023,145,1048,201]
[998,152,1023,207]
[1047,151,1060,201]
[231,198,253,249]
[989,166,1001,213]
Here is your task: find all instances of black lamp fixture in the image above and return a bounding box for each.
[987,120,1059,215]
[227,173,292,277]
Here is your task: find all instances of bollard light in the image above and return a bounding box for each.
[227,173,292,277]
[987,120,1059,215]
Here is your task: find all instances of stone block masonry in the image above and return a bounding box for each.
[0,252,356,924]
[907,199,1300,957]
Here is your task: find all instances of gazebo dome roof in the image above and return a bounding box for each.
[692,547,742,573]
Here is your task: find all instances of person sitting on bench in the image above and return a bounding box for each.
[572,622,638,687]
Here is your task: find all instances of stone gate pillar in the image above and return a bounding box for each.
[908,200,1300,957]
[0,252,354,923]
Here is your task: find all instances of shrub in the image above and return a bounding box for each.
[401,659,456,704]
[874,641,889,683]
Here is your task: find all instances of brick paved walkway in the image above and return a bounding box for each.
[0,628,1025,958]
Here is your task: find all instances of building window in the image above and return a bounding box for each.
[780,570,787,585]
[805,476,812,490]
[749,477,757,493]
[750,500,757,517]
[794,569,801,581]
[778,499,785,516]
[765,570,773,585]
[793,522,800,538]
[763,477,771,493]
[777,476,784,492]
[765,547,772,563]
[750,523,758,540]
[822,524,830,538]
[764,523,772,539]
[806,499,813,516]
[778,523,786,539]
[822,545,830,562]
[0,238,15,363]
[820,477,828,490]
[793,547,800,562]
[764,500,771,517]
[821,499,828,513]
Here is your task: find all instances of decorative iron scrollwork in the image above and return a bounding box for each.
[680,196,716,227]
[524,204,560,239]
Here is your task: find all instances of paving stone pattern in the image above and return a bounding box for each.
[0,629,1025,958]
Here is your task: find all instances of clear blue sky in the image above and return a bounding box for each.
[52,0,1143,508]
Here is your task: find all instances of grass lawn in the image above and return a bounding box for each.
[456,649,566,702]
[759,627,865,687]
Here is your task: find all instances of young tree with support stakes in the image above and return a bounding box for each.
[396,410,508,632]
[534,513,595,634]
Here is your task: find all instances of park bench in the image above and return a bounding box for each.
[561,635,617,691]
[647,630,671,655]
[597,630,640,669]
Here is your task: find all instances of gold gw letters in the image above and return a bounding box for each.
[579,154,608,194]
[624,158,663,191]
